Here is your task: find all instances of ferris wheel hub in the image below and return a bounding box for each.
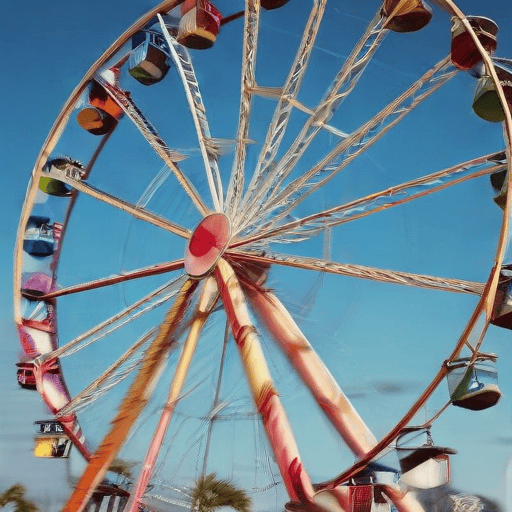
[184,213,231,278]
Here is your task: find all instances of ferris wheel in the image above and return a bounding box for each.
[13,0,512,511]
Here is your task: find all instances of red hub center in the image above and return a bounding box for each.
[184,213,231,278]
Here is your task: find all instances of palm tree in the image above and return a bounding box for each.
[0,484,39,512]
[191,474,251,512]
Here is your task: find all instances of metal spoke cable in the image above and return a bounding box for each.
[159,15,224,212]
[201,320,230,477]
[232,153,505,247]
[63,279,198,512]
[237,0,327,225]
[229,251,485,295]
[243,57,457,234]
[238,11,388,232]
[43,163,190,239]
[95,74,209,216]
[24,259,185,300]
[225,0,261,216]
[257,58,458,231]
[35,275,186,364]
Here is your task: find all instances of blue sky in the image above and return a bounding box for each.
[3,1,512,511]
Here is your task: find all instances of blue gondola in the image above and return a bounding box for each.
[23,216,55,257]
[129,31,171,86]
[446,356,501,410]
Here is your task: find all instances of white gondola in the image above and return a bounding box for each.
[446,356,501,410]
[129,30,171,86]
[396,428,456,489]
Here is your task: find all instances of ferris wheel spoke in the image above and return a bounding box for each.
[43,164,190,238]
[233,151,506,246]
[214,258,316,505]
[247,87,350,138]
[22,258,185,301]
[34,275,187,366]
[63,278,198,512]
[158,15,224,212]
[238,0,327,222]
[239,10,388,231]
[242,57,457,235]
[244,283,377,458]
[127,277,219,512]
[95,74,209,216]
[228,251,485,296]
[225,0,261,216]
[56,329,156,418]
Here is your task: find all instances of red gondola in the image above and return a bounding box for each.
[450,16,498,71]
[177,0,222,50]
[381,0,432,33]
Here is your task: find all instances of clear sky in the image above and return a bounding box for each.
[3,1,512,511]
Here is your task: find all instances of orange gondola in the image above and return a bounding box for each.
[77,69,125,135]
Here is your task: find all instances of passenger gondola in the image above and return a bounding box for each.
[177,0,222,50]
[16,362,36,390]
[490,167,507,209]
[450,16,498,71]
[381,0,433,33]
[33,420,72,458]
[396,428,456,489]
[446,356,501,410]
[85,483,130,512]
[77,69,125,135]
[472,58,512,122]
[23,216,56,257]
[129,30,171,86]
[348,462,397,512]
[39,157,84,196]
[492,265,512,329]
